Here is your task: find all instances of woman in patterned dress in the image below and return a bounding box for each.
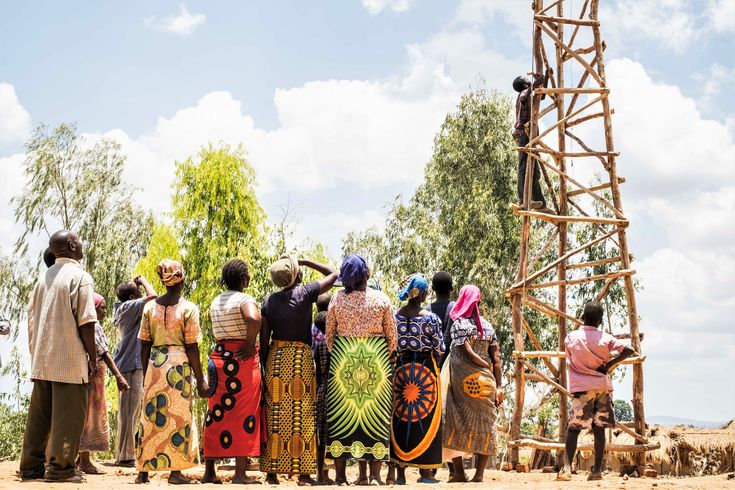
[388,274,445,484]
[259,257,337,485]
[78,293,130,475]
[442,285,503,483]
[202,259,262,484]
[325,255,397,486]
[134,259,207,485]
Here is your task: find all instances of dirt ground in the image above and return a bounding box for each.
[0,461,733,489]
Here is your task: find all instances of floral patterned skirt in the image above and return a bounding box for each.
[135,346,199,472]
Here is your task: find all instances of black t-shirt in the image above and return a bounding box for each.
[262,280,320,345]
[430,300,455,363]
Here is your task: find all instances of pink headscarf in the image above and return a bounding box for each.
[93,293,105,307]
[449,285,484,339]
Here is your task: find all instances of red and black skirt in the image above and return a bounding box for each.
[204,340,262,458]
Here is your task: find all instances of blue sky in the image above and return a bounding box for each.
[1,0,734,422]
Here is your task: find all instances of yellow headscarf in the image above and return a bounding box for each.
[156,259,184,287]
[269,255,300,289]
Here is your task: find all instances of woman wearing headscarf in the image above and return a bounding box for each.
[325,255,397,486]
[78,293,130,475]
[388,274,445,484]
[442,285,503,483]
[259,257,338,485]
[135,259,207,485]
[202,259,262,484]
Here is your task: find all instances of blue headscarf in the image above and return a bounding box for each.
[339,254,369,293]
[397,274,429,301]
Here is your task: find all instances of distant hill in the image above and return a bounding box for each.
[648,415,726,428]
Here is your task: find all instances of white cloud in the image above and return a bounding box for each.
[144,3,206,36]
[691,63,735,116]
[601,0,699,54]
[361,0,416,15]
[707,0,735,33]
[453,0,530,43]
[0,83,31,146]
[606,58,735,198]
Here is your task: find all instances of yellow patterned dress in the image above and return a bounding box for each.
[442,317,498,458]
[135,299,200,472]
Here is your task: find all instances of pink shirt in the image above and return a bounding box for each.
[564,325,626,393]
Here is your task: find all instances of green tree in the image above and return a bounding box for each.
[343,88,524,369]
[10,122,153,310]
[171,143,269,355]
[133,223,183,293]
[613,399,633,422]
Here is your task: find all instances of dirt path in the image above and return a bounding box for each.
[0,461,733,489]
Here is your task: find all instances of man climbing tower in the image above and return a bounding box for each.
[513,28,554,214]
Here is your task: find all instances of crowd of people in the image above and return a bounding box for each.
[18,229,635,485]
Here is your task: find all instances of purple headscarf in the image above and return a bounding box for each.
[339,254,368,293]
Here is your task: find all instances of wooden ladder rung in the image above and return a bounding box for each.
[508,439,659,452]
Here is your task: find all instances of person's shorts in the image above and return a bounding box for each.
[568,390,615,430]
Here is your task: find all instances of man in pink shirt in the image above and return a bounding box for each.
[557,302,637,482]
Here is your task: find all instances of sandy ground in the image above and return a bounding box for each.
[0,461,733,490]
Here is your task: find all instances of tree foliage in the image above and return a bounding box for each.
[9,123,154,309]
[170,144,270,355]
[344,88,523,371]
[133,223,183,294]
[613,399,633,422]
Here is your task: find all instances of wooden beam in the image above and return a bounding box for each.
[567,110,610,128]
[539,0,564,16]
[563,45,596,61]
[565,55,600,119]
[508,439,660,452]
[522,388,555,419]
[522,316,560,378]
[567,0,591,49]
[511,227,621,290]
[536,87,608,95]
[520,293,583,326]
[534,155,625,218]
[521,146,619,158]
[615,421,649,444]
[537,21,604,85]
[536,14,600,26]
[515,351,645,366]
[566,255,624,269]
[567,178,625,197]
[564,129,609,169]
[508,269,635,293]
[513,209,628,226]
[528,94,606,147]
[594,277,618,302]
[520,358,572,398]
[514,350,565,359]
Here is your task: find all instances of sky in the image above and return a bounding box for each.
[0,0,733,422]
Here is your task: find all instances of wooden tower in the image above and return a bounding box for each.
[506,0,657,466]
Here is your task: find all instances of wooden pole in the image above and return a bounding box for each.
[589,0,647,464]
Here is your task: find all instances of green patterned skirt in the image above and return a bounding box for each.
[326,336,393,461]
